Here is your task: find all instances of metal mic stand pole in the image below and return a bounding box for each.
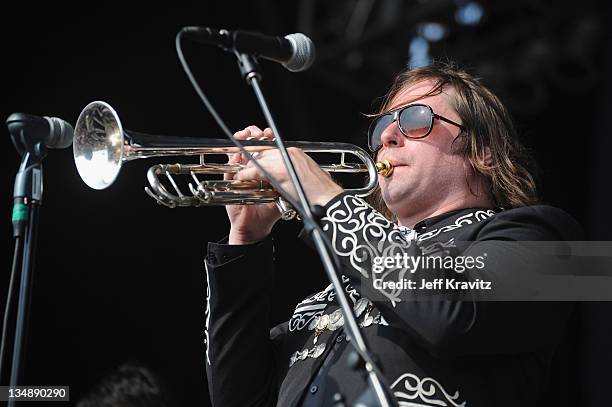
[6,134,46,406]
[235,53,397,407]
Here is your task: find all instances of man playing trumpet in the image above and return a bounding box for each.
[204,62,581,406]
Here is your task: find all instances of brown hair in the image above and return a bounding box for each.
[368,61,539,219]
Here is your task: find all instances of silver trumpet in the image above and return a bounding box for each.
[73,101,392,219]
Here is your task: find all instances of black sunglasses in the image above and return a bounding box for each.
[368,103,465,152]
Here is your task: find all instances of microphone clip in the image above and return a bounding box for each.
[236,53,262,83]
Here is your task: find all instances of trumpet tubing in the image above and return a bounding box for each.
[73,101,392,214]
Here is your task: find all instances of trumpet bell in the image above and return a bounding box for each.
[73,101,124,190]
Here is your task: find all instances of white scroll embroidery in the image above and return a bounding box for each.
[321,195,496,302]
[417,210,496,242]
[391,372,466,407]
[204,262,212,365]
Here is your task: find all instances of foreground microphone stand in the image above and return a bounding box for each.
[234,52,398,407]
[4,124,46,403]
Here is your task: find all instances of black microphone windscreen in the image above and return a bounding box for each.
[44,117,74,149]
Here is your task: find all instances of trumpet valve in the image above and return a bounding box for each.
[275,198,297,221]
[195,184,214,203]
[375,160,394,177]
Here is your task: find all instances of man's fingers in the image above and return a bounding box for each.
[233,128,251,140]
[245,125,264,139]
[232,126,271,141]
[227,129,250,162]
[262,128,274,140]
[225,153,243,180]
[227,126,275,180]
[234,166,261,182]
[226,130,254,179]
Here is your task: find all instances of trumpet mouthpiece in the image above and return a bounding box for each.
[375,160,394,177]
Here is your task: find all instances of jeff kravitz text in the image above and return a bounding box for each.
[371,253,493,293]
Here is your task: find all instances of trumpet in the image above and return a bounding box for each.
[73,101,393,218]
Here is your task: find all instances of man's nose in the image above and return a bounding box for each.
[380,120,405,149]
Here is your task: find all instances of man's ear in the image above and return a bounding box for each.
[478,146,493,166]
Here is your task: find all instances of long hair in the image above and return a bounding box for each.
[368,62,539,219]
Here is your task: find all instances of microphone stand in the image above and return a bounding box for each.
[235,52,397,407]
[5,131,46,404]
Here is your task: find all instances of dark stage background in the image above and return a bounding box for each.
[3,1,612,406]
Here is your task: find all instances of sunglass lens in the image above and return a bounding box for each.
[399,105,432,138]
[368,114,394,151]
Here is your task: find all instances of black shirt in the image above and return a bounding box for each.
[204,193,582,407]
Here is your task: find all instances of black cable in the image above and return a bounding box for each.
[175,30,306,216]
[176,29,397,406]
[0,236,22,385]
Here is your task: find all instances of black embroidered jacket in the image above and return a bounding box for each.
[204,193,581,407]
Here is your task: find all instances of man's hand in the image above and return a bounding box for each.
[226,126,281,245]
[234,137,344,208]
[226,125,344,245]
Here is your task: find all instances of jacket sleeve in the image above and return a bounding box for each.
[317,193,582,358]
[204,236,287,406]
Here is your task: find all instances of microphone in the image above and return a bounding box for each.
[7,113,74,153]
[182,27,316,72]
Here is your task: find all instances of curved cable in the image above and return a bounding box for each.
[175,30,305,215]
[176,28,397,406]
